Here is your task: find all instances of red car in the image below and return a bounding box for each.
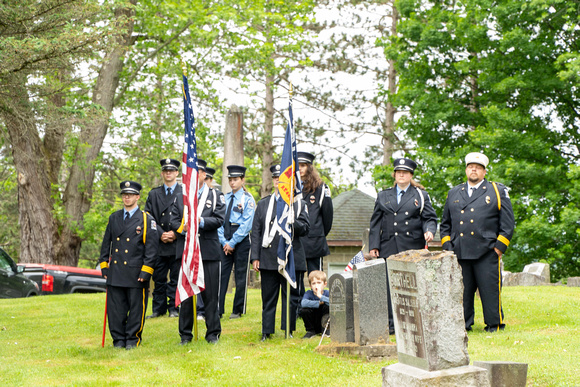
[18,263,106,295]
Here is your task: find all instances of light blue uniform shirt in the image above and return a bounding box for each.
[123,206,139,219]
[218,189,255,248]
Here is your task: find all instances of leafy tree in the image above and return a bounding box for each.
[387,0,580,279]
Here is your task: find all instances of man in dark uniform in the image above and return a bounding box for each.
[171,159,226,344]
[99,181,158,349]
[297,151,333,275]
[369,158,438,334]
[218,165,256,319]
[250,165,310,341]
[144,158,182,318]
[440,152,514,332]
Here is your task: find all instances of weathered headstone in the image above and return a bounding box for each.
[523,262,550,282]
[382,250,489,386]
[503,272,546,286]
[567,277,580,287]
[329,272,354,343]
[352,259,390,345]
[473,361,528,387]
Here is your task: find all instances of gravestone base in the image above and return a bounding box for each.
[382,363,490,387]
[473,361,528,387]
[317,342,397,362]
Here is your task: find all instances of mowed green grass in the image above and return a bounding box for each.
[1,286,579,386]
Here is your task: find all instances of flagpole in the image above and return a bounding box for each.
[286,83,294,339]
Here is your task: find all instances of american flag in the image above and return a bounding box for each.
[176,74,204,306]
[345,250,365,272]
[276,98,303,288]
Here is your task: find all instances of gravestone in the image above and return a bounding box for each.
[503,272,546,286]
[329,272,354,343]
[567,277,580,287]
[382,249,489,386]
[352,259,390,345]
[523,262,550,282]
[473,361,528,387]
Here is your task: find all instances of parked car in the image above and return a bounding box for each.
[18,263,107,295]
[0,247,40,298]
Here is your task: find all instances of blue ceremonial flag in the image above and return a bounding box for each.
[276,99,303,288]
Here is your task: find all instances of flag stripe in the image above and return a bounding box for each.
[176,74,205,306]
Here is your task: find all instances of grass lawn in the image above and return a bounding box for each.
[1,286,579,386]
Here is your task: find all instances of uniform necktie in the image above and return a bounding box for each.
[398,190,405,204]
[124,212,130,222]
[166,187,171,196]
[224,195,235,240]
[470,187,476,197]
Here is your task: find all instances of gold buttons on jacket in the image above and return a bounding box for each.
[115,249,118,252]
[117,238,120,241]
[114,260,117,264]
[405,212,409,215]
[471,219,474,223]
[460,233,464,237]
[395,232,398,236]
[162,212,165,216]
[471,208,474,212]
[405,221,408,225]
[127,238,130,242]
[124,261,127,265]
[394,212,397,216]
[461,210,464,214]
[471,232,474,235]
[460,221,464,225]
[125,250,128,253]
[394,222,397,226]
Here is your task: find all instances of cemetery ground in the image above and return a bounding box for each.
[1,287,579,386]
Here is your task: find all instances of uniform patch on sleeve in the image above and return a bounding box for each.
[504,188,510,198]
[249,200,255,208]
[220,194,225,204]
[151,220,157,231]
[324,185,331,197]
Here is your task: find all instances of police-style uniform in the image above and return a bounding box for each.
[297,152,334,274]
[144,158,182,317]
[99,181,159,349]
[440,152,515,332]
[250,165,310,338]
[217,165,256,317]
[171,159,226,343]
[369,158,438,333]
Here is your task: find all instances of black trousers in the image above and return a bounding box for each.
[260,269,304,334]
[179,260,221,342]
[151,255,180,314]
[219,236,250,316]
[459,250,505,330]
[385,262,395,332]
[306,257,323,276]
[300,303,329,334]
[107,285,148,347]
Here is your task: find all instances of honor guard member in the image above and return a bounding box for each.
[297,151,334,275]
[99,181,159,349]
[217,165,256,319]
[440,152,514,332]
[250,165,310,341]
[144,158,182,319]
[369,158,438,334]
[171,159,226,344]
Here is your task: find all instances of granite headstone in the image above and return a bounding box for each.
[387,249,469,371]
[352,259,390,345]
[329,271,354,343]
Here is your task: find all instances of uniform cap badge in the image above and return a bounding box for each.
[399,159,405,165]
[165,158,171,164]
[125,182,130,187]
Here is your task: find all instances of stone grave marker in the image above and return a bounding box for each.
[329,271,354,343]
[352,259,390,345]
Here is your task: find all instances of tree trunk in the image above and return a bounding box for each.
[57,2,137,266]
[0,73,57,264]
[260,74,275,198]
[383,5,399,166]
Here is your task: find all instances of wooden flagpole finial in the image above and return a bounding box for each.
[181,60,187,76]
[289,82,293,98]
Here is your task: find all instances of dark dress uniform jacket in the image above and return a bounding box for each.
[98,209,159,287]
[301,184,333,258]
[369,186,438,258]
[440,179,514,260]
[145,184,183,257]
[170,187,226,260]
[250,195,310,272]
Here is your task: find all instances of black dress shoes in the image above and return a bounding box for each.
[146,312,163,319]
[261,334,271,342]
[168,311,179,318]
